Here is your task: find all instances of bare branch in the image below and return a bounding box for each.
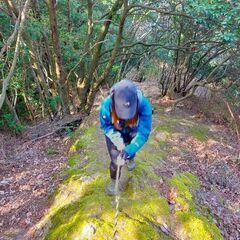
[101,41,191,57]
[0,0,30,110]
[0,13,21,59]
[129,4,192,19]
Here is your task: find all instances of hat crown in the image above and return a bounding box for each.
[113,79,137,120]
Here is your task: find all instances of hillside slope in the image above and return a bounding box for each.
[29,86,239,239]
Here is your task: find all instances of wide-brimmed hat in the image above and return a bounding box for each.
[112,79,138,120]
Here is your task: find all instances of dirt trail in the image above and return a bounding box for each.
[0,123,71,239]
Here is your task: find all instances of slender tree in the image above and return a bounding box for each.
[47,0,70,114]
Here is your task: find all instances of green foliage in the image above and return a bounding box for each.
[1,0,239,125]
[25,18,44,41]
[0,113,25,134]
[186,0,240,45]
[47,96,61,113]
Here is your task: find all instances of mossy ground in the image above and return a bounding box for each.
[37,110,222,240]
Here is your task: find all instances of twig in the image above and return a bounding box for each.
[25,131,57,145]
[129,4,192,19]
[66,40,108,81]
[0,134,6,160]
[224,99,240,141]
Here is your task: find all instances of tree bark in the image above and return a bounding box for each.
[3,0,18,20]
[79,0,124,110]
[67,0,72,32]
[5,96,20,124]
[0,0,30,110]
[47,0,70,115]
[85,1,129,112]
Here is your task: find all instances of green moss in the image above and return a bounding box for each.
[44,176,112,240]
[155,115,179,134]
[84,126,97,137]
[116,216,160,240]
[41,116,222,240]
[177,212,223,240]
[168,173,222,239]
[123,194,170,223]
[156,125,173,134]
[169,172,199,202]
[41,124,172,239]
[70,126,97,152]
[132,151,161,188]
[190,125,209,142]
[69,138,86,152]
[68,154,80,167]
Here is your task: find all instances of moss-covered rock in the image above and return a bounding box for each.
[168,173,223,240]
[37,112,222,240]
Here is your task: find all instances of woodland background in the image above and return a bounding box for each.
[1,1,240,240]
[0,0,239,134]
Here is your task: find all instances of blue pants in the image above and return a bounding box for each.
[105,131,136,179]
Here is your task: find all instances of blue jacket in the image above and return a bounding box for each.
[99,89,152,158]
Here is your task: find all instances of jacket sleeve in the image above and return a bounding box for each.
[99,97,124,148]
[124,96,152,157]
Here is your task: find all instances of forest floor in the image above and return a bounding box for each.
[0,78,239,240]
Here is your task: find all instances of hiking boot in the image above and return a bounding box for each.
[127,159,136,171]
[105,178,117,196]
[119,164,130,190]
[105,175,128,195]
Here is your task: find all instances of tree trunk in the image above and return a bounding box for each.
[30,63,54,119]
[5,96,20,124]
[85,1,128,112]
[47,0,70,115]
[80,0,124,110]
[0,0,30,110]
[67,0,72,32]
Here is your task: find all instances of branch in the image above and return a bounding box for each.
[171,55,232,107]
[99,47,157,65]
[0,6,10,16]
[224,99,240,140]
[0,13,21,59]
[101,41,191,57]
[86,0,124,82]
[129,4,192,19]
[0,0,30,110]
[93,0,129,90]
[66,40,108,81]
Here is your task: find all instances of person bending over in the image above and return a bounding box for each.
[99,79,152,195]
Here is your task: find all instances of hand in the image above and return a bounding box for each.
[120,150,130,160]
[116,155,125,166]
[115,139,125,151]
